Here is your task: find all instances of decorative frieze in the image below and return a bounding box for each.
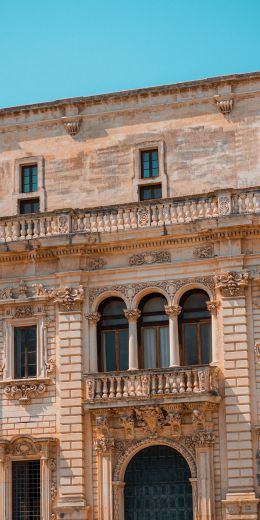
[86,257,106,270]
[193,243,214,258]
[129,250,170,266]
[215,271,249,297]
[4,381,47,403]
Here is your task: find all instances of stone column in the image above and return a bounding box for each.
[40,447,50,520]
[124,309,141,370]
[112,481,125,520]
[96,439,114,520]
[196,446,215,520]
[164,305,181,367]
[206,300,220,365]
[85,312,101,372]
[0,446,5,520]
[189,478,198,520]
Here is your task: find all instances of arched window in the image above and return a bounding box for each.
[98,298,128,372]
[138,293,169,369]
[179,290,211,366]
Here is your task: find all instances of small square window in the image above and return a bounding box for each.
[139,184,162,201]
[14,325,37,379]
[20,198,40,214]
[141,149,159,179]
[21,165,38,193]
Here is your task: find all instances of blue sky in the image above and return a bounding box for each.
[1,0,260,108]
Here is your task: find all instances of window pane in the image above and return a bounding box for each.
[21,165,38,193]
[103,331,117,371]
[14,326,37,378]
[160,327,169,367]
[119,330,129,370]
[139,184,162,201]
[20,198,40,215]
[184,323,199,365]
[201,322,212,364]
[143,328,156,368]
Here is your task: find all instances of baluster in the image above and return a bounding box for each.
[151,375,157,395]
[170,373,177,393]
[157,205,164,226]
[33,218,39,238]
[78,215,84,232]
[51,217,58,235]
[90,212,98,232]
[115,377,122,398]
[205,199,212,217]
[183,201,191,222]
[170,204,178,224]
[128,376,135,397]
[40,218,46,237]
[190,200,198,220]
[96,379,101,399]
[254,192,260,213]
[193,371,199,393]
[83,213,91,232]
[186,370,192,393]
[46,217,52,236]
[164,204,171,225]
[20,220,26,240]
[117,209,124,230]
[130,209,138,229]
[179,372,185,393]
[123,209,131,230]
[97,212,104,232]
[104,212,111,232]
[157,374,163,394]
[111,211,118,231]
[109,376,115,398]
[151,205,158,227]
[123,377,128,397]
[136,376,142,396]
[102,378,108,399]
[5,221,12,242]
[0,223,5,242]
[247,192,254,212]
[211,199,218,216]
[26,219,33,239]
[12,221,19,241]
[176,203,184,223]
[197,199,205,218]
[165,374,170,394]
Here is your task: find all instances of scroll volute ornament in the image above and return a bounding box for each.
[215,271,249,297]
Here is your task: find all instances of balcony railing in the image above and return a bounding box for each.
[1,188,260,243]
[84,365,219,405]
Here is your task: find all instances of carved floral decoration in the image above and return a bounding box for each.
[4,382,47,404]
[193,243,214,258]
[215,271,249,297]
[129,250,170,266]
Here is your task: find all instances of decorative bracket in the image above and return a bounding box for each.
[62,117,81,136]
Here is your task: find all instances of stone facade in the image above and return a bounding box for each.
[0,71,260,519]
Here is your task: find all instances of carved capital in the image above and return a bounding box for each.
[85,312,101,323]
[206,300,220,315]
[94,437,115,453]
[164,305,182,318]
[4,382,46,404]
[123,309,141,322]
[215,271,249,297]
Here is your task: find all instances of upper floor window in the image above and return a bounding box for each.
[139,183,162,201]
[141,150,159,179]
[21,165,38,193]
[14,325,37,379]
[138,293,169,369]
[98,298,129,372]
[19,198,40,215]
[179,290,211,366]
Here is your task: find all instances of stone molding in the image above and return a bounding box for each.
[129,250,170,265]
[215,271,249,297]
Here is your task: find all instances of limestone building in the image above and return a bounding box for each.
[0,71,260,520]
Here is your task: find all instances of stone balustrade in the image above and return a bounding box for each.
[84,365,219,404]
[1,188,260,243]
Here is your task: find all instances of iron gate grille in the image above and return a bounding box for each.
[124,445,193,520]
[12,460,40,520]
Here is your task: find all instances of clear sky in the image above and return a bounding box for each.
[1,0,260,108]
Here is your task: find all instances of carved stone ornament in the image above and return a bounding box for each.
[137,207,150,227]
[4,382,46,404]
[94,437,115,453]
[6,437,39,457]
[193,243,214,258]
[218,194,232,215]
[0,361,5,376]
[164,305,182,318]
[0,287,13,300]
[123,309,141,322]
[216,98,233,114]
[254,342,260,363]
[18,279,29,298]
[129,250,171,266]
[85,312,101,323]
[206,300,220,316]
[45,358,56,375]
[62,118,81,136]
[14,305,34,318]
[86,257,106,271]
[51,285,84,311]
[215,271,249,297]
[89,275,216,307]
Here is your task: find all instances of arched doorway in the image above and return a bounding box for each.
[124,445,193,519]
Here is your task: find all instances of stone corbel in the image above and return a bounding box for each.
[62,117,82,136]
[4,379,49,404]
[214,96,234,114]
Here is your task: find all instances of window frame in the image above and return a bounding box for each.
[140,149,159,179]
[132,140,168,202]
[97,298,129,372]
[21,164,38,194]
[14,325,37,379]
[139,183,162,201]
[13,156,46,215]
[138,293,169,369]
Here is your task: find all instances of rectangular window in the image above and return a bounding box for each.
[139,184,162,201]
[20,198,40,215]
[21,165,38,193]
[12,460,40,520]
[14,326,37,379]
[141,149,159,179]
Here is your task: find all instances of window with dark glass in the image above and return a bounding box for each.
[179,290,211,366]
[138,294,169,369]
[14,326,37,379]
[21,165,38,193]
[141,150,159,179]
[20,198,40,215]
[139,183,162,201]
[12,460,40,520]
[98,298,129,371]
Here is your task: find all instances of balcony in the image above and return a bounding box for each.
[0,188,259,244]
[83,365,220,410]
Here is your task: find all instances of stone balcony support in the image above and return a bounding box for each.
[124,309,141,370]
[164,305,181,367]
